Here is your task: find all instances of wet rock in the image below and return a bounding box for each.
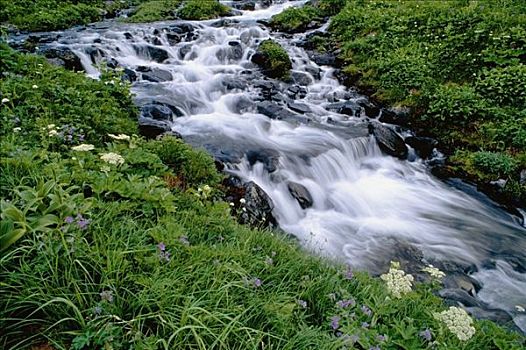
[86,46,105,64]
[231,0,256,11]
[304,65,321,80]
[405,136,438,159]
[40,47,84,71]
[222,76,247,90]
[179,44,193,58]
[520,169,526,185]
[247,148,280,173]
[286,85,307,99]
[28,32,62,45]
[138,118,171,139]
[164,23,197,45]
[465,307,513,324]
[443,274,482,295]
[287,182,313,209]
[379,106,411,126]
[124,32,133,40]
[133,45,169,63]
[231,96,254,113]
[292,71,313,86]
[141,102,183,120]
[242,181,277,227]
[123,68,137,82]
[326,101,361,117]
[357,99,380,118]
[142,68,173,82]
[225,41,244,61]
[287,101,311,114]
[439,289,482,308]
[368,122,408,159]
[256,101,297,120]
[309,52,341,67]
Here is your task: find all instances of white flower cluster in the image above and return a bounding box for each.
[380,261,414,298]
[1,98,9,104]
[100,152,125,166]
[422,264,446,280]
[196,184,212,199]
[72,144,95,152]
[108,133,130,141]
[46,124,58,137]
[434,306,476,341]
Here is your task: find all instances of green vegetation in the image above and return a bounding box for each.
[177,0,231,21]
[1,44,523,349]
[325,0,526,203]
[269,0,346,33]
[255,39,292,80]
[125,0,183,23]
[0,0,141,31]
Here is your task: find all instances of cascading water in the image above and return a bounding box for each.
[16,0,525,331]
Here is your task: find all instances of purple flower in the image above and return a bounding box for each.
[297,299,307,308]
[157,242,166,251]
[419,329,432,342]
[369,346,381,350]
[100,290,113,303]
[77,218,90,230]
[93,305,103,315]
[330,316,341,330]
[361,305,372,317]
[350,335,359,344]
[64,216,74,224]
[253,278,262,287]
[179,235,190,246]
[159,251,171,262]
[361,322,369,329]
[344,266,354,280]
[336,299,355,308]
[377,334,386,342]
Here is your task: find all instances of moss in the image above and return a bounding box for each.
[126,0,182,23]
[254,39,292,80]
[177,0,231,20]
[269,5,320,33]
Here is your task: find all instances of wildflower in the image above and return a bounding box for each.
[100,152,125,166]
[77,218,90,230]
[108,133,130,141]
[361,305,372,317]
[515,305,525,312]
[361,322,370,329]
[229,202,235,206]
[336,299,355,308]
[32,85,38,89]
[330,316,341,330]
[433,306,476,341]
[253,278,262,287]
[370,346,381,350]
[100,290,114,303]
[328,293,336,301]
[239,198,246,204]
[377,334,386,342]
[380,261,414,298]
[48,129,58,137]
[64,216,74,224]
[179,235,190,246]
[265,257,274,265]
[419,328,433,342]
[72,143,95,152]
[422,264,446,280]
[13,127,21,132]
[1,98,9,104]
[297,299,307,308]
[344,265,354,280]
[100,165,111,173]
[157,242,166,251]
[93,305,103,315]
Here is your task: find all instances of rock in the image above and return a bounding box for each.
[251,40,292,79]
[405,136,438,159]
[287,101,311,114]
[85,46,105,64]
[222,76,247,90]
[40,47,84,71]
[520,169,526,185]
[439,289,482,308]
[326,101,361,117]
[142,68,173,82]
[465,307,513,324]
[286,85,307,99]
[292,71,313,86]
[242,181,277,227]
[164,23,197,45]
[133,45,169,63]
[141,102,183,120]
[379,106,411,126]
[231,0,256,11]
[357,99,380,118]
[179,44,193,58]
[368,122,408,159]
[138,118,171,139]
[227,40,244,61]
[247,148,280,173]
[287,182,313,209]
[443,274,482,295]
[28,32,62,45]
[309,52,341,67]
[123,68,137,82]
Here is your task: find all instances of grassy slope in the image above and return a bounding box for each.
[326,0,525,205]
[0,44,524,349]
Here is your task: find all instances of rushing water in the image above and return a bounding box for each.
[18,0,526,331]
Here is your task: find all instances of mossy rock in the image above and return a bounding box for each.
[177,0,231,20]
[269,5,321,33]
[251,39,292,80]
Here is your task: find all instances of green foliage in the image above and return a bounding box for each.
[269,5,320,33]
[257,39,292,80]
[476,64,526,107]
[472,151,519,178]
[125,0,182,23]
[177,0,231,20]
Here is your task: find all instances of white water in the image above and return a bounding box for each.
[35,0,526,330]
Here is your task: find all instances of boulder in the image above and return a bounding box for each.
[242,181,277,227]
[309,52,341,67]
[439,289,482,308]
[133,45,169,63]
[142,68,173,82]
[40,47,84,72]
[326,101,361,117]
[465,307,513,324]
[292,71,313,86]
[405,136,438,159]
[368,122,408,159]
[141,102,183,120]
[138,118,171,139]
[287,182,313,209]
[231,0,256,11]
[247,148,280,173]
[379,106,411,126]
[287,101,311,114]
[123,68,137,82]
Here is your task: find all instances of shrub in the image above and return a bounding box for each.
[476,65,526,107]
[177,0,230,20]
[472,151,518,177]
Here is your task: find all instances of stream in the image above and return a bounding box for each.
[10,0,526,332]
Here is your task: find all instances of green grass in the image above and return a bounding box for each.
[125,0,183,23]
[269,5,321,33]
[0,34,524,350]
[323,0,526,204]
[256,39,292,80]
[177,0,231,21]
